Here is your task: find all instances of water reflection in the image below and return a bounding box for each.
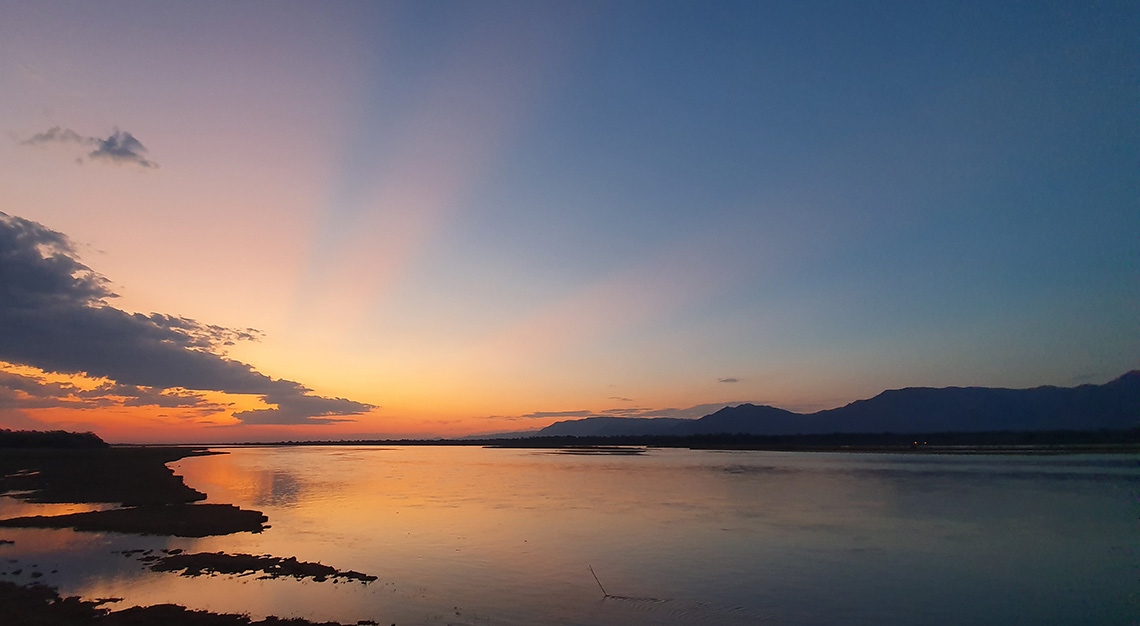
[2,447,1137,625]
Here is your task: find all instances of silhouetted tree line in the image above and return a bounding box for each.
[0,429,108,448]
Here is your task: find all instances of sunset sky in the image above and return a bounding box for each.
[0,1,1136,443]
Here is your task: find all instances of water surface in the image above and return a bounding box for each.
[1,446,1136,625]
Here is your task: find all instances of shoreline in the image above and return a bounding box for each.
[182,440,1140,455]
[0,446,379,625]
[0,446,266,536]
[147,425,1140,453]
[0,580,367,626]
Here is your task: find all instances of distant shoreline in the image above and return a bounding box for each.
[184,427,1140,454]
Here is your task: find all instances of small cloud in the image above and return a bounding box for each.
[609,402,760,419]
[718,377,740,383]
[518,409,594,419]
[608,396,633,402]
[88,129,157,168]
[512,401,759,422]
[21,126,158,168]
[22,126,90,146]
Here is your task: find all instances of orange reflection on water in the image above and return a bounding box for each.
[17,446,1132,626]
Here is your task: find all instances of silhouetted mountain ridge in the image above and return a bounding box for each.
[534,372,1140,437]
[539,417,689,437]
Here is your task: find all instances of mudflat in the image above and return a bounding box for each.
[0,447,216,505]
[122,549,378,583]
[0,580,364,626]
[0,503,267,537]
[0,444,380,624]
[0,447,267,536]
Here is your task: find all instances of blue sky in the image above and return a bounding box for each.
[0,0,1135,440]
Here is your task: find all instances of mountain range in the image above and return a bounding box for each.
[534,372,1140,438]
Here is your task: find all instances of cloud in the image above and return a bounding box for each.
[610,402,751,419]
[88,129,157,168]
[516,402,755,422]
[608,396,633,401]
[22,127,89,145]
[0,212,374,424]
[718,377,739,383]
[21,126,158,168]
[0,369,229,414]
[518,409,594,419]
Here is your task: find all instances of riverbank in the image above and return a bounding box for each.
[0,446,266,536]
[0,445,380,625]
[0,580,366,626]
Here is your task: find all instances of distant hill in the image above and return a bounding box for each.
[533,372,1140,437]
[538,416,690,437]
[671,404,802,436]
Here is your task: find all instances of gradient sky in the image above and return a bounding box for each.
[0,0,1136,443]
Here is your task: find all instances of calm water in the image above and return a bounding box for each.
[1,446,1137,625]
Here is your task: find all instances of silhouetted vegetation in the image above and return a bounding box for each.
[0,580,357,626]
[129,550,376,583]
[479,428,1140,452]
[0,447,213,505]
[0,504,267,537]
[0,446,268,537]
[0,429,107,449]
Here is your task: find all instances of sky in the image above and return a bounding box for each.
[0,0,1136,443]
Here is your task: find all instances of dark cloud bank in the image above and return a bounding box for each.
[0,212,373,424]
[22,126,158,168]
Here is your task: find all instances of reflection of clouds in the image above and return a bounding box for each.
[261,471,303,507]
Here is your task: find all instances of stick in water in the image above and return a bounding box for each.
[588,565,609,598]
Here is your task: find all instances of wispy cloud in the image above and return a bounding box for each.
[515,402,754,421]
[517,409,594,419]
[22,127,89,145]
[717,377,739,383]
[21,126,158,168]
[0,212,372,424]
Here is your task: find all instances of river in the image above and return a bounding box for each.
[1,446,1136,625]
